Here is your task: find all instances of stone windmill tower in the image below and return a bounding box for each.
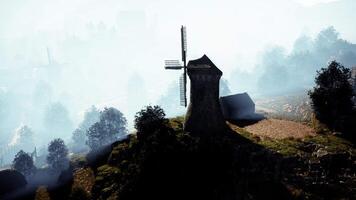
[165,27,227,136]
[184,55,227,135]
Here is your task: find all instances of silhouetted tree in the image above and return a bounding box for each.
[87,107,127,150]
[47,138,69,171]
[12,150,36,176]
[308,61,354,132]
[134,105,167,140]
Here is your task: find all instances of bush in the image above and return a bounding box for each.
[134,105,167,140]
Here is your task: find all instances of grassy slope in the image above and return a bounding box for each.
[33,116,355,200]
[227,121,355,157]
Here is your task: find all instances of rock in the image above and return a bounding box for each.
[0,169,27,196]
[315,148,328,158]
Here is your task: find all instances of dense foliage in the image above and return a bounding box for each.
[134,105,167,140]
[86,107,127,150]
[12,150,36,176]
[47,138,69,172]
[308,61,355,134]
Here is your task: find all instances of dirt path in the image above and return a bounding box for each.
[243,119,316,139]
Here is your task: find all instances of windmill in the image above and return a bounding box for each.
[164,26,188,107]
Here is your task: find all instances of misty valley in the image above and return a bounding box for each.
[1,1,356,200]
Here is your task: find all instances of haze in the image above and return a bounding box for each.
[0,0,355,157]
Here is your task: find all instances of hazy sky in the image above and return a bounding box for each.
[0,0,355,117]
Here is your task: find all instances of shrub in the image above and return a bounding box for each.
[134,105,167,140]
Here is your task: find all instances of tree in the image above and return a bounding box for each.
[308,61,354,131]
[134,105,167,140]
[257,46,291,95]
[44,102,73,141]
[87,107,127,150]
[79,105,100,131]
[9,125,35,152]
[219,78,231,97]
[156,82,185,117]
[71,128,88,152]
[47,138,69,171]
[71,106,100,151]
[12,150,36,176]
[315,26,339,50]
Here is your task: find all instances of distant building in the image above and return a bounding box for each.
[220,92,263,121]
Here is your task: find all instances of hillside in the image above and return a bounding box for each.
[4,116,355,200]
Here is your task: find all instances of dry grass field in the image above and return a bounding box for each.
[243,119,316,139]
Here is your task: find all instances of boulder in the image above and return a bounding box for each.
[0,169,27,196]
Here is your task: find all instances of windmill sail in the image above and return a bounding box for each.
[179,73,187,107]
[181,26,187,62]
[164,26,188,107]
[164,60,183,69]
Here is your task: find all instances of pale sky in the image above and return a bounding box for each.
[0,0,355,112]
[295,0,341,6]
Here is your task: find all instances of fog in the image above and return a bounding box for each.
[1,0,356,165]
